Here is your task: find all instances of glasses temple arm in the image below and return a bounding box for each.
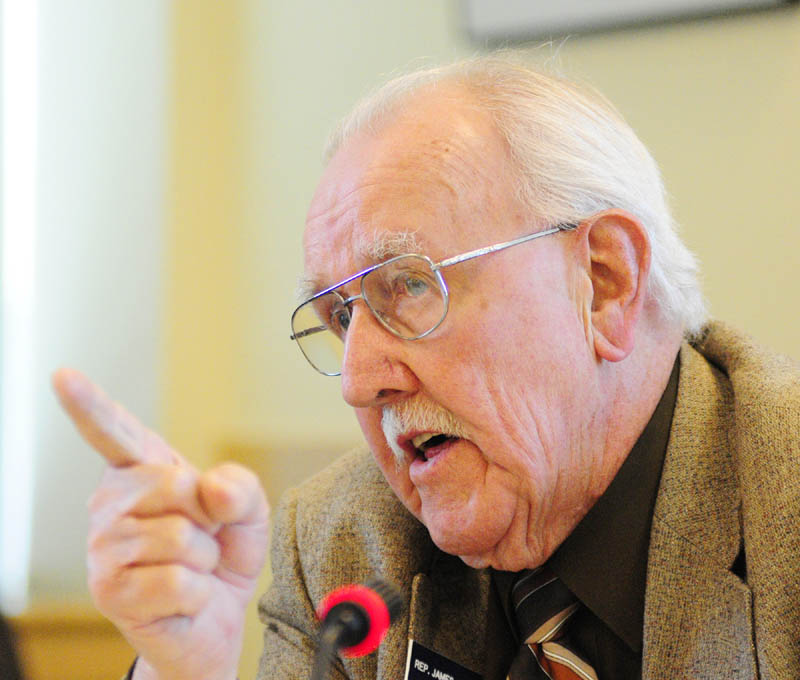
[434,222,578,270]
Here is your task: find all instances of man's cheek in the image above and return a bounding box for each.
[355,408,383,444]
[357,409,406,475]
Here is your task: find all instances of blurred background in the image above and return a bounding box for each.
[0,1,797,678]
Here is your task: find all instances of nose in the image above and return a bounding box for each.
[340,303,418,409]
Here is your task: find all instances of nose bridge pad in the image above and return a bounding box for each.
[340,295,396,382]
[341,293,365,334]
[341,292,363,309]
[341,298,375,368]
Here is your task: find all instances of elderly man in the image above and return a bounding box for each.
[55,55,799,680]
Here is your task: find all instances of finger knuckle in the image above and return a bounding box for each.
[165,515,195,552]
[87,483,115,514]
[162,564,190,596]
[86,526,106,553]
[88,568,125,614]
[167,466,199,497]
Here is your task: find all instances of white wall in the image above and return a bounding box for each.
[25,0,166,602]
[1,0,37,613]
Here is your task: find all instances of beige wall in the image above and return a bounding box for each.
[163,1,249,468]
[166,3,800,676]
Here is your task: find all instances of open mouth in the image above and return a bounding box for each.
[410,432,460,458]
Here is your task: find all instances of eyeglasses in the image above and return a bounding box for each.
[290,222,577,375]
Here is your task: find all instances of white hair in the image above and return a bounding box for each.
[324,54,707,338]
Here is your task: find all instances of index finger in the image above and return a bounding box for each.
[52,368,180,468]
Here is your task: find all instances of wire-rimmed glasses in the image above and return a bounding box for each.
[290,222,577,375]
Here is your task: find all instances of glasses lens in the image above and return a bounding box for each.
[362,255,446,339]
[290,293,345,375]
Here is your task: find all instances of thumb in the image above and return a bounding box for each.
[200,463,270,580]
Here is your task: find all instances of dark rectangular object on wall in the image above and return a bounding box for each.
[463,0,796,41]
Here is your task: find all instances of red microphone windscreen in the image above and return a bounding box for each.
[316,583,391,658]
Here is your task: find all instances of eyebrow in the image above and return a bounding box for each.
[296,229,424,301]
[295,276,318,302]
[360,229,423,261]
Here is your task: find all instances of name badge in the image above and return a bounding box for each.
[403,639,482,680]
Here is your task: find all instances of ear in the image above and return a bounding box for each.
[580,210,651,362]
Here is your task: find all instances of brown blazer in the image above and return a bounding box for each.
[258,322,800,679]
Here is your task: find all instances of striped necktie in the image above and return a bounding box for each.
[506,568,598,680]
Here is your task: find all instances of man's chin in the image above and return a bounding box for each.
[427,530,498,567]
[435,535,544,572]
[457,550,543,572]
[458,553,491,569]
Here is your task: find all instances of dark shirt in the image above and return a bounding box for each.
[492,355,680,680]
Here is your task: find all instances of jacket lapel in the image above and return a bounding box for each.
[401,555,493,680]
[362,502,492,680]
[642,343,757,679]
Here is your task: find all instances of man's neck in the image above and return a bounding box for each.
[595,317,683,504]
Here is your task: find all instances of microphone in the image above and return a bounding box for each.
[310,578,404,680]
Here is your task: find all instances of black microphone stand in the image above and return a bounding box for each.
[310,601,371,680]
[309,579,403,680]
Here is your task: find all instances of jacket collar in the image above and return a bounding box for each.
[642,340,757,679]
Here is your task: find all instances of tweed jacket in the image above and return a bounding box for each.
[258,322,800,679]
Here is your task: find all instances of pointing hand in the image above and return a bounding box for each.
[53,368,270,680]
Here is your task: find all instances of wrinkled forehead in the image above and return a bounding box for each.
[296,230,424,300]
[302,155,457,264]
[301,92,520,297]
[301,173,456,299]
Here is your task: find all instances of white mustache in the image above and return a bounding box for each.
[381,398,469,464]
